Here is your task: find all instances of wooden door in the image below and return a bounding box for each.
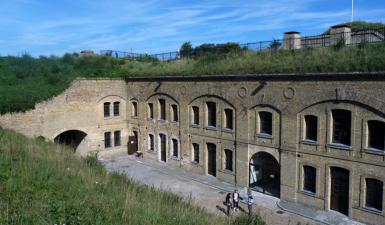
[127,136,137,155]
[160,134,166,162]
[330,167,349,215]
[207,144,216,177]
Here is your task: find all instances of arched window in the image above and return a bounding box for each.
[224,109,233,130]
[304,115,318,142]
[131,101,138,117]
[259,111,272,135]
[206,102,216,127]
[171,104,178,122]
[113,102,120,116]
[367,120,385,151]
[224,149,233,171]
[303,166,316,193]
[192,106,199,125]
[147,103,154,119]
[365,178,383,211]
[332,109,351,146]
[103,102,110,117]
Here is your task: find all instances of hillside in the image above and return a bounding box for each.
[0,128,264,225]
[1,40,385,114]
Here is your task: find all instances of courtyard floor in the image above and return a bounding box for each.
[99,152,364,225]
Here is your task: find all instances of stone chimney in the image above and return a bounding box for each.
[330,25,351,46]
[283,32,301,50]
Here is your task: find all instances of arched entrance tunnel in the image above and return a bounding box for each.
[249,152,280,198]
[54,130,88,152]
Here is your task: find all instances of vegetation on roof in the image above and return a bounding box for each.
[1,41,385,114]
[324,21,385,34]
[0,128,265,225]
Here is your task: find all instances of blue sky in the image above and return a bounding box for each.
[1,0,384,56]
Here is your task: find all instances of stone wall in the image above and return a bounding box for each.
[1,74,385,224]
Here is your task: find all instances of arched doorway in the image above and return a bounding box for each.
[249,152,280,198]
[54,130,87,152]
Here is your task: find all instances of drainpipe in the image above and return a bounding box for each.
[234,109,238,186]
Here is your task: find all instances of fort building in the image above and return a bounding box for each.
[1,72,385,225]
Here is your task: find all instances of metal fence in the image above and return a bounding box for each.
[100,27,385,61]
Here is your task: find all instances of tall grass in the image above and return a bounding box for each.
[0,128,265,225]
[1,42,385,114]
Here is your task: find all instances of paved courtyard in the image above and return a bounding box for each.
[99,153,364,225]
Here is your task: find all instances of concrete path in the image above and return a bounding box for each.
[99,153,364,225]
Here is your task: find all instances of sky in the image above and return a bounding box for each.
[0,0,384,57]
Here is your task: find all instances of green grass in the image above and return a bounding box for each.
[0,128,265,225]
[1,42,385,114]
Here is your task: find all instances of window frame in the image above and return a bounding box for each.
[148,134,155,151]
[302,165,317,194]
[159,99,166,121]
[304,115,318,142]
[171,104,179,122]
[224,149,233,172]
[192,106,200,126]
[114,130,121,147]
[331,109,351,147]
[224,108,234,130]
[192,143,199,163]
[147,103,154,119]
[258,111,273,136]
[131,101,138,117]
[364,178,383,212]
[206,101,217,128]
[171,138,179,159]
[113,101,120,116]
[103,102,111,117]
[367,120,385,151]
[104,132,112,148]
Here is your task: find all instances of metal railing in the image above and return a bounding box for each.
[100,27,385,61]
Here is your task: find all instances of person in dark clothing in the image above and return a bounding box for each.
[225,193,233,216]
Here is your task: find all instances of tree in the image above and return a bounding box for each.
[179,42,193,58]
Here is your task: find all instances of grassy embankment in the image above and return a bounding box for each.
[0,128,265,225]
[1,42,385,114]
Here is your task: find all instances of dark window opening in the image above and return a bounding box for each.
[159,99,166,120]
[304,115,318,141]
[224,149,233,171]
[148,134,154,151]
[192,106,199,125]
[104,132,111,148]
[132,101,138,117]
[207,102,216,127]
[171,104,178,122]
[259,111,272,135]
[332,110,351,146]
[114,130,121,146]
[303,166,316,193]
[172,139,178,158]
[113,102,120,116]
[104,102,110,117]
[148,103,154,119]
[365,178,383,211]
[192,143,199,163]
[224,109,233,130]
[368,120,385,150]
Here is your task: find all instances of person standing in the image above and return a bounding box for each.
[233,189,239,212]
[247,194,254,216]
[225,193,232,216]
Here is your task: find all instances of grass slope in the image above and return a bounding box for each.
[1,42,385,114]
[0,128,265,225]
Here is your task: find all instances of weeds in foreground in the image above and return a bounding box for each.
[0,128,265,225]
